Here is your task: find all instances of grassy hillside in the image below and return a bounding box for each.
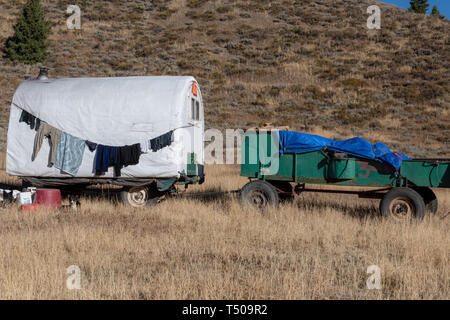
[0,0,448,157]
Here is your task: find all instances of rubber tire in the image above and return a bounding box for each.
[413,187,438,214]
[240,180,279,210]
[379,187,426,221]
[120,185,159,208]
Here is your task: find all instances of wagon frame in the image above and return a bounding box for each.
[240,132,450,221]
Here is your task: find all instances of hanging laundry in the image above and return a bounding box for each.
[95,145,120,176]
[116,143,141,176]
[55,132,86,176]
[2,190,17,202]
[86,141,97,152]
[19,110,40,131]
[32,121,62,165]
[150,130,174,152]
[140,140,149,153]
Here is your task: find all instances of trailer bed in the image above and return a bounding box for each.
[239,132,449,220]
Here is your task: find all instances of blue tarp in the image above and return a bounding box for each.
[278,131,411,171]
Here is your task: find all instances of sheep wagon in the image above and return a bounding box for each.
[6,73,205,207]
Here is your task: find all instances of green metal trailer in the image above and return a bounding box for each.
[240,132,450,221]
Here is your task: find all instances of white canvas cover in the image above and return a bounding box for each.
[6,76,204,179]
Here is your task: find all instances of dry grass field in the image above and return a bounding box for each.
[0,164,448,300]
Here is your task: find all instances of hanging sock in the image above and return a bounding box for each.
[86,141,97,152]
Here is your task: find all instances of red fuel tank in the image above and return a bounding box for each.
[35,189,61,208]
[21,203,41,212]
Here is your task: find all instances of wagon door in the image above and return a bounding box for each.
[186,81,204,178]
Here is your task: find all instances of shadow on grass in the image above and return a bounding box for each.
[60,188,121,204]
[294,197,380,221]
[177,188,381,221]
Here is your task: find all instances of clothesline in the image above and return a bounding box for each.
[20,110,174,177]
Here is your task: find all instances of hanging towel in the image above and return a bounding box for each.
[95,145,120,176]
[55,132,86,176]
[32,121,62,165]
[150,130,174,152]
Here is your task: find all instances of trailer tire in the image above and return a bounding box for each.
[240,180,279,210]
[379,187,425,221]
[120,185,158,208]
[413,187,438,214]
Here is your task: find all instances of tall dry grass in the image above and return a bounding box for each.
[0,165,448,299]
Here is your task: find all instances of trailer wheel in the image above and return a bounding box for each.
[240,180,279,210]
[120,186,158,208]
[413,187,438,214]
[379,188,425,221]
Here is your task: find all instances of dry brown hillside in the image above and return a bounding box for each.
[0,0,448,157]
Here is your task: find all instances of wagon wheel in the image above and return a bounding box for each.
[389,197,414,221]
[379,188,425,222]
[120,185,159,208]
[240,180,279,210]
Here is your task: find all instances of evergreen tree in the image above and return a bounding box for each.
[430,5,440,16]
[5,0,51,64]
[408,0,430,14]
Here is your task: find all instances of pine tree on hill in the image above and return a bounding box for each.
[5,0,51,65]
[430,5,446,19]
[408,0,430,14]
[430,5,440,16]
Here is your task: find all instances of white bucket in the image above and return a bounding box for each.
[19,192,33,205]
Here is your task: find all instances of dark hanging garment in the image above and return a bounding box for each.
[95,145,120,176]
[94,145,105,175]
[19,110,39,130]
[19,110,31,127]
[86,141,97,152]
[120,144,141,167]
[115,143,141,176]
[150,130,174,152]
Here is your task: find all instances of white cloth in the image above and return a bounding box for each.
[140,140,149,153]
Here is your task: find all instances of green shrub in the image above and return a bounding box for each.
[5,0,51,64]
